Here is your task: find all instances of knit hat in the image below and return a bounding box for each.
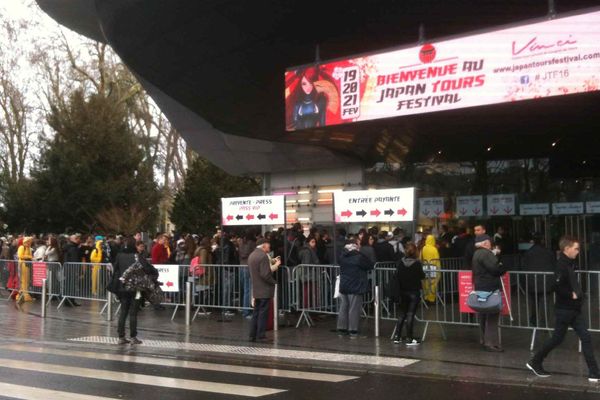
[94,235,104,241]
[475,234,492,244]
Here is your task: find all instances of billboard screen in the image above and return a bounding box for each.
[285,9,600,131]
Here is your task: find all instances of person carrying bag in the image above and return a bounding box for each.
[471,234,507,352]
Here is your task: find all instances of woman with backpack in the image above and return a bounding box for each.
[392,242,426,346]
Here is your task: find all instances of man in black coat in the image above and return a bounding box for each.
[373,231,396,263]
[527,236,599,382]
[62,235,82,306]
[522,233,556,326]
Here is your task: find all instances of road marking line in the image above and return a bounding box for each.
[0,357,285,398]
[67,336,418,368]
[2,345,358,382]
[0,382,119,400]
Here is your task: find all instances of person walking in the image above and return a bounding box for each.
[248,238,281,342]
[472,234,506,352]
[527,236,600,382]
[336,239,374,339]
[392,242,426,346]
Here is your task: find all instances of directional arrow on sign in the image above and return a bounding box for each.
[398,208,407,217]
[236,215,243,220]
[459,208,467,216]
[257,214,266,220]
[384,209,394,216]
[490,206,499,215]
[422,210,430,216]
[269,213,278,220]
[246,214,255,220]
[226,215,234,221]
[356,210,367,217]
[341,210,352,218]
[434,209,442,216]
[504,207,513,215]
[370,209,381,217]
[166,281,173,287]
[473,208,481,215]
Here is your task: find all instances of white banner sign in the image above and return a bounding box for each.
[285,10,600,130]
[155,264,179,292]
[456,196,483,217]
[552,202,584,215]
[334,187,414,223]
[487,194,516,216]
[419,197,445,218]
[520,203,550,216]
[586,201,600,214]
[221,195,285,226]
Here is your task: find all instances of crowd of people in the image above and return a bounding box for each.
[1,222,598,381]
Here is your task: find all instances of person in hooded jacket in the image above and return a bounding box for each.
[336,239,374,338]
[299,236,320,308]
[16,237,34,303]
[90,236,108,296]
[393,242,426,345]
[420,235,441,303]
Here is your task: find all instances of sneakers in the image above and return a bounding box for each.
[117,337,130,345]
[130,337,142,345]
[405,338,421,346]
[348,330,358,339]
[526,361,551,378]
[589,372,600,383]
[393,336,402,344]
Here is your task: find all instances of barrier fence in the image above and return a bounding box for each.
[3,257,600,350]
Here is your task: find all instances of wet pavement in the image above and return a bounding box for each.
[0,297,599,398]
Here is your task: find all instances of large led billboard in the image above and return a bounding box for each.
[285,9,600,131]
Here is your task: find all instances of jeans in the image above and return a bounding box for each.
[395,291,420,340]
[533,308,599,374]
[221,268,234,308]
[336,294,363,332]
[118,293,139,338]
[249,298,271,339]
[241,268,251,316]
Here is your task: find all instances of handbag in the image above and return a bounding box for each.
[466,290,502,313]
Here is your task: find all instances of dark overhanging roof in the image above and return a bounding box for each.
[36,0,600,175]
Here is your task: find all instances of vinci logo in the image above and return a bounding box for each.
[419,43,436,63]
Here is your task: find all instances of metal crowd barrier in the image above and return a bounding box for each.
[0,259,18,297]
[293,264,340,328]
[0,259,61,303]
[59,262,112,308]
[191,264,252,321]
[159,265,190,320]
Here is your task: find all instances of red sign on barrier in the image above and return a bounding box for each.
[458,271,511,315]
[32,262,47,287]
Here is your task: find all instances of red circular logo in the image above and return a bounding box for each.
[419,43,436,63]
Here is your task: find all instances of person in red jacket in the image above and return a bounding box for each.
[151,234,169,264]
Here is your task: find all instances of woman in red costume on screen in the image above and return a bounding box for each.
[285,66,339,130]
